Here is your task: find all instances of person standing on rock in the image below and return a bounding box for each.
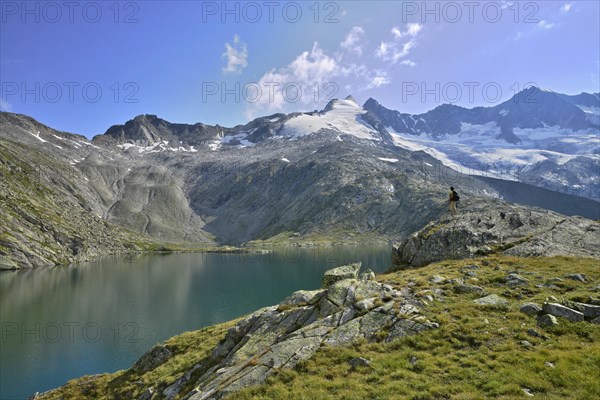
[449,186,459,216]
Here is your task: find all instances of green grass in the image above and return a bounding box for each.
[36,256,600,399]
[232,255,600,400]
[246,229,389,247]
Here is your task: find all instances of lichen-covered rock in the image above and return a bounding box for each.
[137,388,154,400]
[542,303,584,322]
[473,294,509,307]
[392,207,600,268]
[359,269,376,281]
[348,357,372,370]
[538,314,559,327]
[520,302,542,316]
[163,364,202,400]
[281,289,325,307]
[454,284,485,294]
[569,302,600,319]
[506,273,529,287]
[132,345,173,373]
[322,263,361,287]
[565,273,587,282]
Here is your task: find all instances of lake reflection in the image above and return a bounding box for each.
[0,245,390,400]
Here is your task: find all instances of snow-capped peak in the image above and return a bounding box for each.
[323,95,361,112]
[279,95,382,141]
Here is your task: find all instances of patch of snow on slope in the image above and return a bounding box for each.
[118,141,203,153]
[117,143,137,150]
[28,131,47,143]
[576,105,600,115]
[81,141,101,149]
[280,99,380,140]
[221,132,256,147]
[378,157,398,163]
[576,105,600,124]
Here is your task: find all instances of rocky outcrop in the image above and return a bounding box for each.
[392,204,600,268]
[131,263,437,400]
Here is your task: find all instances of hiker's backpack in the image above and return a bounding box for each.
[452,190,460,201]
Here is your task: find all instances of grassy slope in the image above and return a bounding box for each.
[38,256,600,399]
[235,256,600,400]
[36,320,240,400]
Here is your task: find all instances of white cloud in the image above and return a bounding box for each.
[375,42,389,58]
[246,42,341,118]
[561,3,572,12]
[222,34,248,74]
[245,23,424,118]
[0,99,12,112]
[376,23,422,64]
[287,43,338,82]
[340,26,366,56]
[366,75,391,90]
[537,20,555,29]
[391,23,422,39]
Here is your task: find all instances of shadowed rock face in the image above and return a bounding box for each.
[392,204,600,268]
[126,263,436,400]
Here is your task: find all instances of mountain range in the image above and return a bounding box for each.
[1,87,598,269]
[364,87,600,199]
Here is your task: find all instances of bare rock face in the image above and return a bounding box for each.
[146,263,438,400]
[392,204,600,268]
[132,345,174,373]
[322,263,361,287]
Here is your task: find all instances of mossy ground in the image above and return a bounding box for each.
[38,256,600,399]
[234,256,600,400]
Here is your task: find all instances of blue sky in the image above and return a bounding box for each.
[1,0,599,137]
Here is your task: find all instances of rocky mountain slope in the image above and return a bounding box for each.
[392,203,600,268]
[2,90,599,269]
[364,88,600,199]
[0,115,164,269]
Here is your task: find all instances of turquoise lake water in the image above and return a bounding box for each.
[0,245,391,399]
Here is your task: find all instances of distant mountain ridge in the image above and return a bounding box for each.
[1,87,599,268]
[93,95,394,150]
[364,87,599,141]
[363,87,600,199]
